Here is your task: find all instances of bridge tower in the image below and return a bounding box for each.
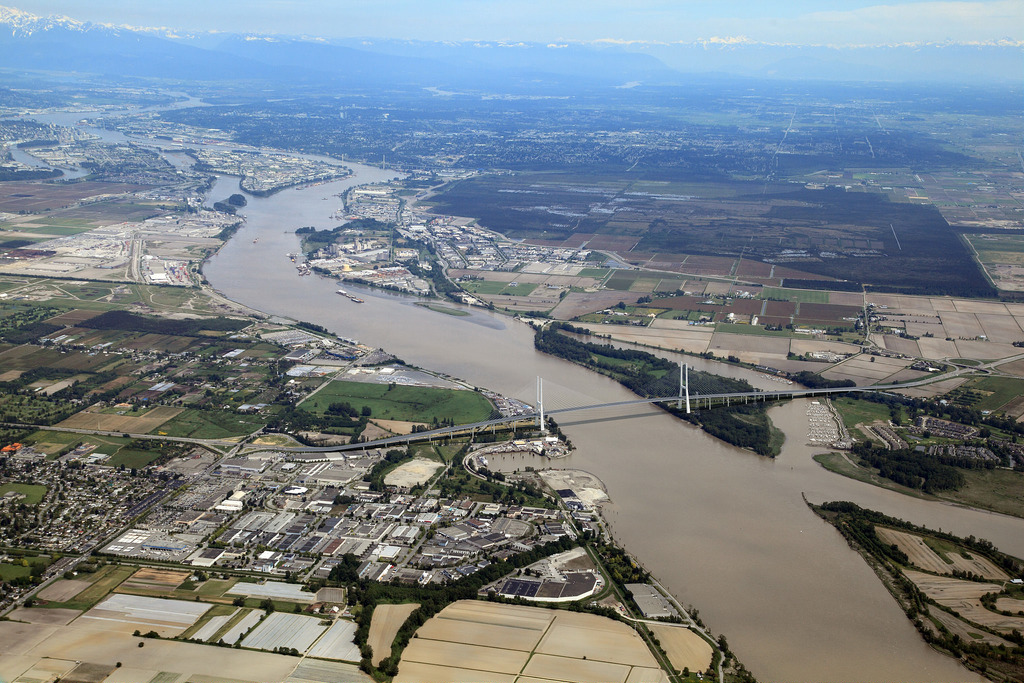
[537,376,546,434]
[676,363,692,413]
[685,363,691,414]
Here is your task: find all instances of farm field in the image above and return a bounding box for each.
[57,405,183,434]
[37,578,92,602]
[646,625,713,673]
[903,570,1024,632]
[874,527,1008,579]
[302,381,493,424]
[240,612,327,653]
[0,620,328,683]
[40,565,135,611]
[306,619,361,661]
[368,603,419,665]
[117,567,189,594]
[79,594,211,635]
[396,601,663,683]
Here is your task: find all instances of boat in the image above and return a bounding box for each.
[336,289,364,303]
[253,237,259,243]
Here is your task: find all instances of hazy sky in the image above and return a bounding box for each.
[10,0,1023,44]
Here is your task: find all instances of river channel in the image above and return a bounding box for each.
[194,165,1024,682]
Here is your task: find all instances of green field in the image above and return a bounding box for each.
[16,225,93,236]
[0,483,48,505]
[302,380,494,423]
[578,268,610,278]
[461,280,507,295]
[106,449,164,468]
[833,397,894,435]
[0,561,34,581]
[157,409,267,439]
[963,376,1024,411]
[814,452,1024,519]
[416,302,471,317]
[761,287,832,303]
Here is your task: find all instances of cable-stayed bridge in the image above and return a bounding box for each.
[269,364,961,459]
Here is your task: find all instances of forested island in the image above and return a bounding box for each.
[534,323,783,456]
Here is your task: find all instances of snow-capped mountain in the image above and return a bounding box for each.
[0,4,1019,85]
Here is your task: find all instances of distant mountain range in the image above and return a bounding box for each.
[0,4,1020,88]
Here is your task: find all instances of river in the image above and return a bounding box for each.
[22,95,1010,680]
[195,163,1024,682]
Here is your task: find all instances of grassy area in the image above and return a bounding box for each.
[461,280,507,295]
[940,468,1024,519]
[157,409,267,439]
[416,302,470,317]
[42,564,135,611]
[0,562,34,581]
[832,397,893,434]
[302,380,494,424]
[106,449,164,468]
[964,376,1024,411]
[814,452,1024,518]
[0,483,47,505]
[578,268,610,278]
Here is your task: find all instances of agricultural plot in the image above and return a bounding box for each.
[397,601,662,683]
[821,354,914,386]
[221,608,263,645]
[37,578,91,602]
[118,567,189,594]
[578,322,712,355]
[875,527,1008,579]
[80,594,210,635]
[306,619,360,661]
[227,580,317,603]
[904,570,1024,632]
[369,603,419,665]
[57,406,183,434]
[7,623,306,683]
[240,612,327,653]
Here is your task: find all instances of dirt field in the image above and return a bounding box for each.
[37,578,91,602]
[876,527,1008,579]
[8,607,81,625]
[9,621,313,683]
[996,597,1024,614]
[120,567,189,593]
[383,458,443,488]
[396,601,662,683]
[58,405,183,433]
[647,625,713,672]
[904,570,1024,632]
[579,324,712,355]
[538,469,608,506]
[368,603,419,665]
[551,292,646,320]
[370,419,419,435]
